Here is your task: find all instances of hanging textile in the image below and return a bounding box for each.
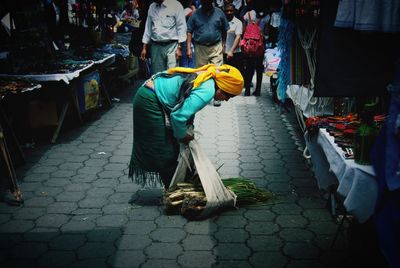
[314,0,398,97]
[371,57,400,268]
[279,0,320,99]
[334,0,400,33]
[277,11,294,101]
[294,25,315,86]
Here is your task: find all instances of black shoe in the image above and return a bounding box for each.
[252,91,260,96]
[213,100,221,106]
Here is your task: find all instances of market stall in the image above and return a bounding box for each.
[278,1,399,266]
[307,128,378,223]
[0,0,136,143]
[0,60,96,143]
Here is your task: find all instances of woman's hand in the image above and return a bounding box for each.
[179,134,194,144]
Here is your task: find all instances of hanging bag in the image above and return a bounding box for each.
[240,12,264,57]
[169,140,237,220]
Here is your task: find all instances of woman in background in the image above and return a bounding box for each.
[242,5,269,96]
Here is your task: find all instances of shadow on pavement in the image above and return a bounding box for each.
[0,228,124,268]
[129,188,163,206]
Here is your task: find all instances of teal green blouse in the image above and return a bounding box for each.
[154,75,215,139]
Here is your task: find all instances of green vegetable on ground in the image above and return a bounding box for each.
[222,177,273,205]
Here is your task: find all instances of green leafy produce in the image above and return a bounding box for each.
[222,177,272,205]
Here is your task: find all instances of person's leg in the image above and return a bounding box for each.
[160,164,177,189]
[194,44,209,68]
[223,53,228,65]
[230,52,243,75]
[208,42,224,67]
[253,57,264,96]
[189,42,195,68]
[180,41,188,67]
[244,56,255,96]
[241,55,248,93]
[208,42,224,106]
[150,44,166,74]
[237,53,245,81]
[165,42,179,69]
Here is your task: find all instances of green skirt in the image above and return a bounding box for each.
[129,86,179,187]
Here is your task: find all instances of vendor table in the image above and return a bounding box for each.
[308,128,378,223]
[94,53,116,68]
[0,62,94,84]
[0,62,94,143]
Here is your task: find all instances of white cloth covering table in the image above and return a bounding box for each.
[0,62,94,85]
[313,128,378,223]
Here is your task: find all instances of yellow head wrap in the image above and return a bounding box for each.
[167,64,244,96]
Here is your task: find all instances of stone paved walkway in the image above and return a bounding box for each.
[0,80,351,267]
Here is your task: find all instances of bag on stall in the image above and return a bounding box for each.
[240,12,264,57]
[166,140,237,220]
[264,48,281,76]
[286,84,334,118]
[286,84,314,112]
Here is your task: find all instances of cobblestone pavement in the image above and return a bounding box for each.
[0,80,351,267]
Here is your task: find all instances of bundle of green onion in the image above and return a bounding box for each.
[222,177,272,205]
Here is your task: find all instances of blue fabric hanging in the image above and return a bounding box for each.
[334,0,400,33]
[371,57,400,268]
[277,10,294,102]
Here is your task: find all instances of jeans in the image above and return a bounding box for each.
[180,41,195,68]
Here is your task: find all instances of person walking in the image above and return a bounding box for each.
[242,8,269,96]
[129,64,244,188]
[186,0,229,105]
[223,3,243,76]
[140,0,187,74]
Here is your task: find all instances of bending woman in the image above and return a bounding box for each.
[129,64,244,188]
